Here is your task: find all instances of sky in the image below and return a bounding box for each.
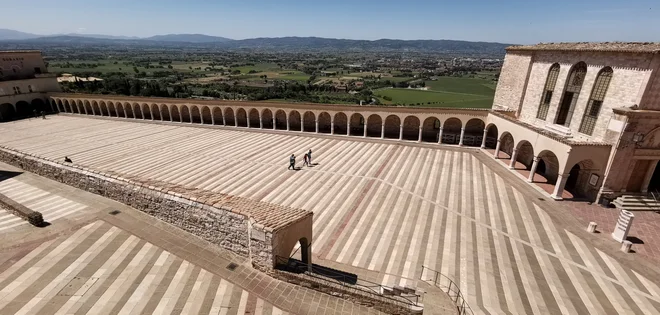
[2,0,659,44]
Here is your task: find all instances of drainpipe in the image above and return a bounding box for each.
[596,114,629,202]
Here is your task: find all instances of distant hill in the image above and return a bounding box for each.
[0,29,40,40]
[144,34,233,43]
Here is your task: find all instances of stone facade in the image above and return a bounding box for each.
[493,52,533,111]
[0,146,312,268]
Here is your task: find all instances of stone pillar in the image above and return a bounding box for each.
[222,115,226,126]
[259,117,263,129]
[301,116,305,132]
[509,149,519,169]
[399,125,403,140]
[494,140,501,158]
[417,127,423,143]
[272,117,276,129]
[459,127,465,146]
[331,119,335,135]
[211,115,215,125]
[316,120,319,133]
[287,118,290,131]
[363,125,368,138]
[641,161,658,193]
[380,123,385,139]
[551,173,570,200]
[528,156,540,182]
[247,118,251,128]
[481,129,488,149]
[347,120,350,136]
[438,127,443,144]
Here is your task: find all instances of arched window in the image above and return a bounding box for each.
[536,63,560,120]
[555,62,587,126]
[579,67,613,135]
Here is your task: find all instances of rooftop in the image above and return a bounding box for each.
[0,50,42,55]
[507,42,660,53]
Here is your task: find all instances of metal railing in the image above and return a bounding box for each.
[275,255,421,307]
[420,265,474,315]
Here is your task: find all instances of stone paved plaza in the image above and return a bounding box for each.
[3,115,660,314]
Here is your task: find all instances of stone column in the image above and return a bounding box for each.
[528,156,540,182]
[287,118,290,131]
[509,149,519,169]
[331,119,335,135]
[494,140,501,158]
[301,116,305,132]
[315,120,319,133]
[272,117,276,129]
[481,129,488,149]
[641,161,658,193]
[399,125,403,140]
[222,115,226,126]
[363,125,368,138]
[459,127,466,146]
[247,118,251,128]
[347,120,351,136]
[417,127,423,143]
[438,127,443,144]
[211,115,215,125]
[259,117,263,129]
[380,123,385,139]
[551,173,570,200]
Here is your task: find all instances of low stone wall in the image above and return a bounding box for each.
[0,146,275,267]
[0,192,44,227]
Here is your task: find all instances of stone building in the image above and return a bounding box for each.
[0,50,60,121]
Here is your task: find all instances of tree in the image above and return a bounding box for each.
[133,66,139,74]
[168,65,173,69]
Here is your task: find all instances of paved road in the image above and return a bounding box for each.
[2,116,660,314]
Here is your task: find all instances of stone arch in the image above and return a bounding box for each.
[150,104,160,120]
[124,103,134,118]
[131,103,141,119]
[212,107,223,125]
[249,108,260,128]
[225,108,236,126]
[303,111,316,132]
[32,99,47,113]
[91,101,101,116]
[289,110,302,131]
[275,110,287,130]
[499,132,515,158]
[262,109,274,129]
[100,101,109,116]
[64,100,72,113]
[442,118,462,144]
[0,103,16,121]
[57,99,64,112]
[141,103,151,119]
[514,140,535,170]
[333,112,348,135]
[383,115,401,139]
[349,113,365,136]
[49,99,57,112]
[16,100,32,117]
[402,115,421,141]
[421,117,441,142]
[109,102,119,117]
[464,118,486,147]
[181,105,191,123]
[484,124,498,149]
[565,159,599,200]
[71,101,80,114]
[84,100,93,115]
[318,112,331,133]
[201,106,212,124]
[366,114,382,137]
[536,150,560,184]
[160,104,170,121]
[191,106,202,124]
[171,105,181,122]
[236,108,248,127]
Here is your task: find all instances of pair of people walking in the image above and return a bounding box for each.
[289,149,313,170]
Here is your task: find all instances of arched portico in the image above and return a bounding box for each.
[84,101,93,115]
[249,108,260,128]
[421,117,440,142]
[333,112,348,135]
[171,106,181,122]
[225,108,236,126]
[160,104,170,121]
[497,132,515,159]
[142,103,151,119]
[318,112,331,133]
[303,111,316,132]
[100,101,109,116]
[16,101,31,117]
[124,103,134,118]
[236,108,248,127]
[463,118,485,147]
[384,115,401,139]
[132,103,142,119]
[201,106,212,124]
[262,109,274,129]
[0,103,16,121]
[484,124,498,149]
[64,100,72,113]
[181,105,191,123]
[151,104,161,120]
[275,110,287,130]
[71,101,80,114]
[349,113,365,136]
[510,140,534,170]
[109,102,118,117]
[366,114,382,138]
[289,110,302,131]
[57,100,64,112]
[402,116,420,141]
[442,118,462,144]
[212,107,223,125]
[191,106,202,124]
[91,101,101,116]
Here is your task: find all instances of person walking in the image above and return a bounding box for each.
[288,154,296,170]
[302,153,310,167]
[41,111,46,119]
[307,149,313,165]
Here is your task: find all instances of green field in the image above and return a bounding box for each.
[375,88,493,108]
[49,60,210,75]
[425,77,497,95]
[230,63,280,74]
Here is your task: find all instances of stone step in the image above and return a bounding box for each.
[613,195,660,211]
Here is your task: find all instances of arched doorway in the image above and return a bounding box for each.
[498,132,515,159]
[484,124,498,149]
[181,105,191,123]
[100,102,109,116]
[201,106,212,124]
[366,114,382,137]
[72,101,81,114]
[564,159,598,200]
[421,117,440,142]
[275,110,287,130]
[124,103,134,118]
[464,118,485,147]
[32,99,47,113]
[442,118,462,144]
[289,110,302,131]
[131,103,142,119]
[16,101,32,117]
[212,107,223,125]
[402,116,420,141]
[647,162,660,193]
[57,100,64,112]
[64,100,72,113]
[225,108,236,126]
[151,104,161,120]
[0,103,16,121]
[262,109,273,129]
[349,113,365,136]
[84,101,94,115]
[303,111,316,132]
[333,112,348,135]
[191,106,202,124]
[171,106,181,122]
[317,112,331,133]
[160,105,171,121]
[92,101,101,116]
[236,108,248,127]
[513,140,534,170]
[383,115,400,139]
[249,108,260,128]
[108,102,118,117]
[142,103,151,119]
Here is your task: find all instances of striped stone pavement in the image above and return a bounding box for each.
[2,115,660,314]
[0,174,89,232]
[0,220,291,315]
